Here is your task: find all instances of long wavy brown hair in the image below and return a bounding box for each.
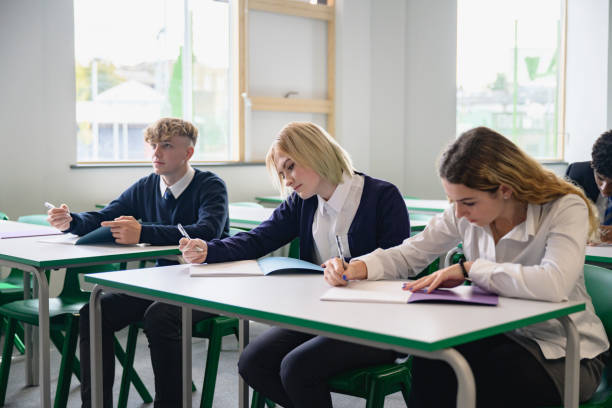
[439,127,598,237]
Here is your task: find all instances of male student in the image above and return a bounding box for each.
[566,129,612,241]
[47,117,229,407]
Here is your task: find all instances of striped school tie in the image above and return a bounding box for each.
[604,197,612,226]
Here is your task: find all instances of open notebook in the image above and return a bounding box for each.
[0,227,63,239]
[320,280,498,306]
[190,257,324,277]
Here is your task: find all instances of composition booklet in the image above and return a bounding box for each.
[190,256,324,277]
[320,280,498,306]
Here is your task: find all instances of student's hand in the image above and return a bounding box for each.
[402,262,472,293]
[323,259,367,286]
[179,238,208,263]
[47,204,72,231]
[600,226,612,243]
[101,216,142,244]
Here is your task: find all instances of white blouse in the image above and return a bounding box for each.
[312,172,364,265]
[357,193,609,360]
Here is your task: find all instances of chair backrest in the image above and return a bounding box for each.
[584,264,612,341]
[61,263,122,301]
[0,211,8,221]
[17,214,50,226]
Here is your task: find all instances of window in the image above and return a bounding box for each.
[457,0,565,160]
[74,0,233,163]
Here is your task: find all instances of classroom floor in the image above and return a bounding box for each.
[1,321,409,407]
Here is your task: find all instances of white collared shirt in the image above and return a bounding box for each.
[159,166,195,199]
[312,172,364,265]
[358,194,609,360]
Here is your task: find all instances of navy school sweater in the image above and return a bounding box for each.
[206,173,411,264]
[67,169,230,246]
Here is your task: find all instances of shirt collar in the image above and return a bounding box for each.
[159,166,195,199]
[496,202,538,243]
[317,172,354,215]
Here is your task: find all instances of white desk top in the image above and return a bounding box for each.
[86,265,584,352]
[403,199,450,213]
[228,205,275,227]
[228,205,428,231]
[0,221,179,269]
[0,220,61,234]
[585,245,612,263]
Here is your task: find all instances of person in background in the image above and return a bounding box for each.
[328,127,609,407]
[180,121,411,408]
[48,117,230,407]
[566,129,612,241]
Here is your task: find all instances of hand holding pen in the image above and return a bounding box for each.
[45,201,72,231]
[177,223,208,263]
[322,235,350,286]
[323,235,369,287]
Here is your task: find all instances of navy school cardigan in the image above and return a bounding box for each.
[66,169,230,246]
[206,173,411,264]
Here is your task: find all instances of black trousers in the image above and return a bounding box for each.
[237,327,398,408]
[409,334,563,408]
[79,293,214,408]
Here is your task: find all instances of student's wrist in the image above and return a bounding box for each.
[348,260,368,280]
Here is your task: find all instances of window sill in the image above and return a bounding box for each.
[70,161,265,169]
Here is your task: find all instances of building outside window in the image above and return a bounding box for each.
[457,0,565,160]
[74,0,232,163]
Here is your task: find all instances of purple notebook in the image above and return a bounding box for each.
[409,286,498,306]
[0,229,63,239]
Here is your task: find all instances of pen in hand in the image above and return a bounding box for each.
[177,223,203,252]
[335,235,348,281]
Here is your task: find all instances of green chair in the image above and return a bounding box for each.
[0,215,53,354]
[0,212,8,221]
[547,264,612,408]
[17,214,50,226]
[118,316,239,408]
[0,263,153,408]
[0,270,28,355]
[251,359,412,408]
[118,227,244,408]
[0,264,115,407]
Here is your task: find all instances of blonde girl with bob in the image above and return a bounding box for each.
[327,126,609,407]
[180,121,411,407]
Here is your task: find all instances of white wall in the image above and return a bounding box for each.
[402,0,457,199]
[0,0,275,219]
[368,0,406,190]
[565,0,610,163]
[335,0,372,173]
[1,0,610,220]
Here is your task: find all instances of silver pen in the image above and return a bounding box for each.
[177,223,203,252]
[335,235,347,269]
[177,223,191,239]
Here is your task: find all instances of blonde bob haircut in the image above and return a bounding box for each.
[144,117,198,146]
[438,127,599,238]
[265,122,355,196]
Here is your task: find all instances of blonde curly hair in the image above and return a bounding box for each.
[144,117,198,146]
